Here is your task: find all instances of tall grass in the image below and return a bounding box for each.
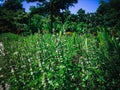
[0,31,120,90]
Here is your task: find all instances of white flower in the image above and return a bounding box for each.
[28,59,31,62]
[0,75,4,78]
[56,50,58,53]
[31,72,33,75]
[0,42,4,50]
[13,51,18,55]
[0,42,5,56]
[11,68,14,73]
[37,41,39,44]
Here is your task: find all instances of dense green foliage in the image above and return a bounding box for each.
[0,0,120,89]
[0,0,28,34]
[0,0,120,35]
[0,31,120,89]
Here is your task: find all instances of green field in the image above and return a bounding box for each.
[0,32,120,90]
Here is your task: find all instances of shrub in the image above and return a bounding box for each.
[0,32,120,89]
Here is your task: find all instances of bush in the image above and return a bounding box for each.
[63,21,77,32]
[0,32,120,89]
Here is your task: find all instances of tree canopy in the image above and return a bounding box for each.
[0,0,120,34]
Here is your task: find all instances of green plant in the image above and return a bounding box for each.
[0,31,120,90]
[64,21,77,32]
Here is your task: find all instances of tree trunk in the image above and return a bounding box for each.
[50,1,53,33]
[50,11,53,33]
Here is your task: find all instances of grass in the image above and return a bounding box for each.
[0,32,120,90]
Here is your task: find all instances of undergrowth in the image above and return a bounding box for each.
[0,31,120,90]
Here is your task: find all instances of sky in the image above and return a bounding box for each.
[0,0,4,6]
[1,0,108,14]
[22,1,39,13]
[69,0,100,14]
[22,0,102,14]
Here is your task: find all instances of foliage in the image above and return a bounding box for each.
[0,0,119,34]
[3,0,23,12]
[0,1,28,34]
[96,0,120,29]
[76,22,87,33]
[63,21,77,32]
[41,16,51,33]
[77,8,86,22]
[52,17,63,33]
[0,31,120,89]
[0,0,120,89]
[27,0,78,33]
[29,14,43,33]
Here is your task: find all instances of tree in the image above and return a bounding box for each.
[0,0,28,33]
[96,0,120,28]
[66,14,78,22]
[28,14,43,33]
[77,8,86,22]
[26,0,78,33]
[60,10,71,23]
[3,0,23,12]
